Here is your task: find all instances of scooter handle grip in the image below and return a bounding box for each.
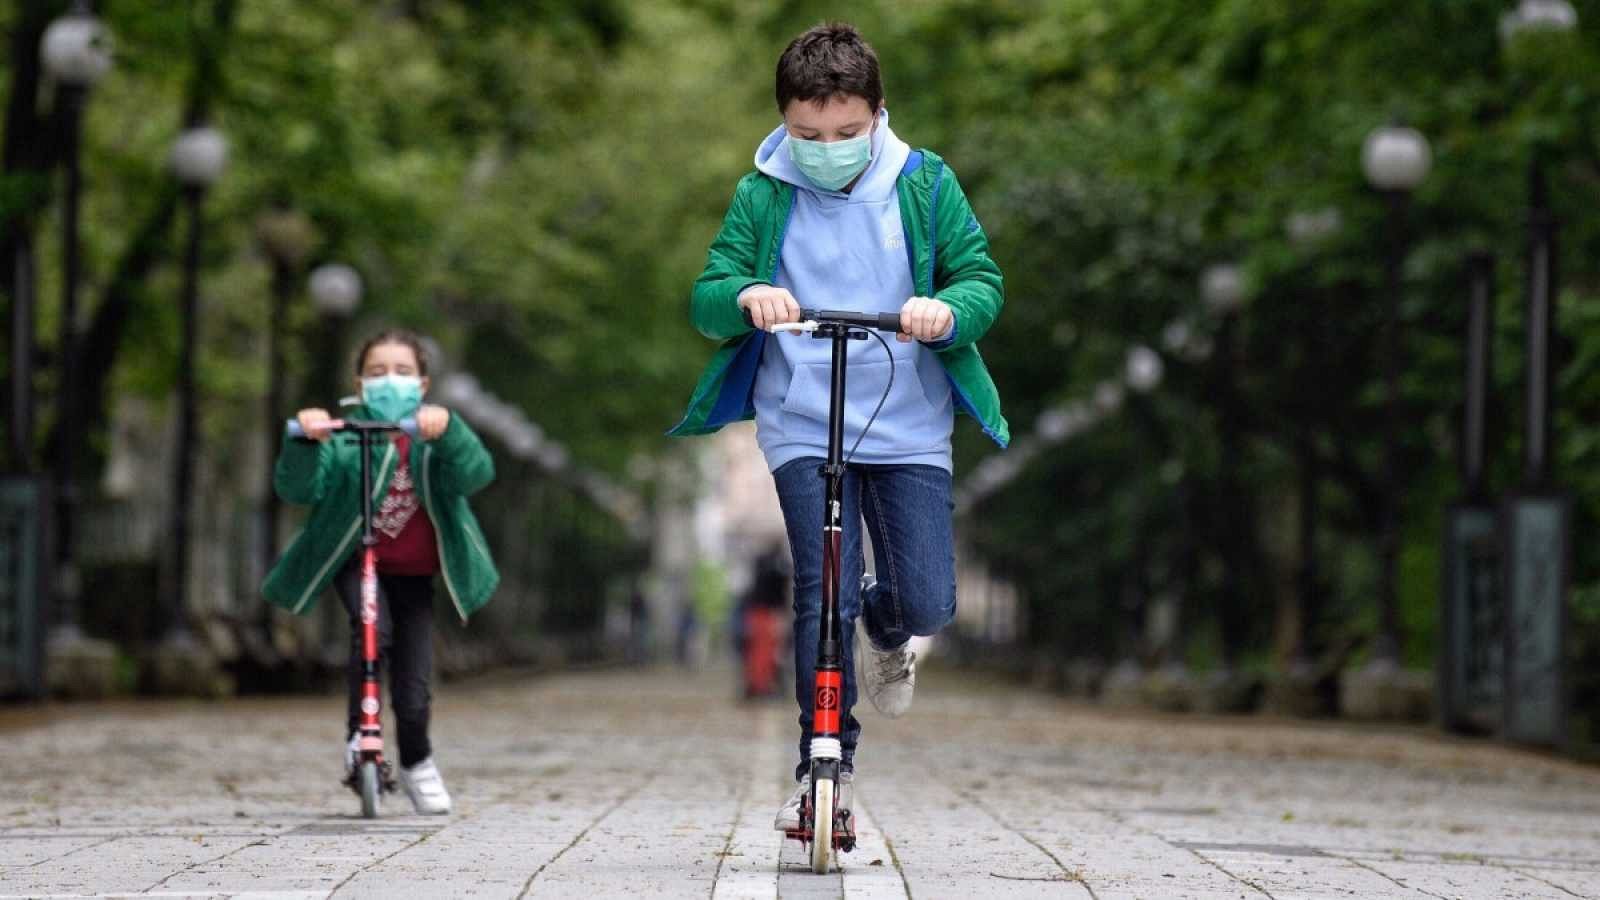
[284,417,418,440]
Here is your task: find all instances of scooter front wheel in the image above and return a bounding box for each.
[359,761,381,818]
[810,776,834,874]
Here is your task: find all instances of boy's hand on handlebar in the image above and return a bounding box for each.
[898,296,954,343]
[296,408,335,442]
[739,285,801,331]
[416,405,450,441]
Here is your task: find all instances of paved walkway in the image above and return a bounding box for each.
[1,666,1598,898]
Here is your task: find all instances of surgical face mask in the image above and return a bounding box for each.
[361,374,423,422]
[788,130,872,191]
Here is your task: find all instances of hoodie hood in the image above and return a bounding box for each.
[754,108,911,202]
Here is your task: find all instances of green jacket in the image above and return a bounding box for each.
[262,409,500,621]
[669,149,1009,446]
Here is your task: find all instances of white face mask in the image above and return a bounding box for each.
[788,131,872,191]
[360,374,423,421]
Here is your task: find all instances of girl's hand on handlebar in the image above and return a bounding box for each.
[738,285,801,331]
[296,408,335,442]
[899,296,954,343]
[416,404,450,441]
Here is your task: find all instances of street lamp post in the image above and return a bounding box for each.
[1201,263,1247,672]
[1362,122,1431,666]
[40,0,112,643]
[303,262,360,660]
[166,123,227,642]
[1441,252,1503,733]
[1461,253,1497,503]
[254,212,315,551]
[254,209,315,617]
[1121,344,1169,676]
[1498,2,1578,485]
[1282,208,1342,678]
[306,262,363,406]
[1520,159,1559,490]
[1498,0,1577,746]
[8,238,37,471]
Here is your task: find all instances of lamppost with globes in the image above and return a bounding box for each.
[40,0,112,643]
[1497,0,1577,746]
[1441,250,1503,733]
[1361,122,1431,667]
[1283,207,1343,676]
[305,262,363,407]
[1122,343,1166,667]
[273,261,360,661]
[308,262,363,319]
[1201,262,1249,672]
[1124,345,1164,395]
[1500,0,1577,39]
[254,208,316,592]
[165,123,227,643]
[1499,0,1576,491]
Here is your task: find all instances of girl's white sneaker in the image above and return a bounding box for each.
[399,758,452,815]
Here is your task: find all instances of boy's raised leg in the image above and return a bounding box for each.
[858,464,957,718]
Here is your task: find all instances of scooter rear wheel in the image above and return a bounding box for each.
[810,776,834,874]
[359,761,381,819]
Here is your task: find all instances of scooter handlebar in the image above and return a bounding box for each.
[741,307,903,333]
[285,417,419,441]
[801,308,904,333]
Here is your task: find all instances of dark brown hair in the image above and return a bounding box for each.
[355,329,429,376]
[775,22,883,114]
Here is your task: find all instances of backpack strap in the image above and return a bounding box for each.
[900,150,924,176]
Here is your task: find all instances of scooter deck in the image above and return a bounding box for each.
[341,759,397,795]
[784,810,857,852]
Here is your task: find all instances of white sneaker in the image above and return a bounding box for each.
[775,774,810,831]
[861,631,916,718]
[344,734,359,776]
[773,771,853,831]
[399,758,452,815]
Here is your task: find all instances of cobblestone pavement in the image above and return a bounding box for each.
[2,665,1598,898]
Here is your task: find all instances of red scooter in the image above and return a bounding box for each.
[760,307,903,873]
[286,415,417,818]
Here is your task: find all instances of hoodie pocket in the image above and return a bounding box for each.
[780,357,938,443]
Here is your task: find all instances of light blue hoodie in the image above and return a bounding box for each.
[749,110,956,473]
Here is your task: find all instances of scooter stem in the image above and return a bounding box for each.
[811,326,851,763]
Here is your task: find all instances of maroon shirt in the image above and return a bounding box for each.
[374,435,440,576]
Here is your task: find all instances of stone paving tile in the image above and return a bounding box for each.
[1350,858,1586,899]
[1520,867,1600,896]
[1028,810,1262,897]
[863,770,1088,898]
[775,839,843,899]
[842,799,911,899]
[0,833,268,897]
[2,667,1599,899]
[0,834,116,868]
[1187,845,1428,898]
[523,772,732,898]
[710,715,785,900]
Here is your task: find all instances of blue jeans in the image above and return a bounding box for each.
[773,457,957,781]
